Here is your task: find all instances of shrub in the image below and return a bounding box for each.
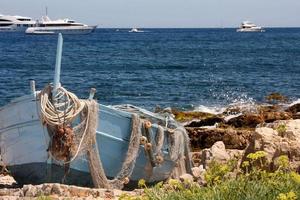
[277,124,287,137]
[141,152,300,200]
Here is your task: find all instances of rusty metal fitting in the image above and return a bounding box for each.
[144,120,152,129]
[140,136,148,145]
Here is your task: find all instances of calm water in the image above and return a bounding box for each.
[0,28,300,111]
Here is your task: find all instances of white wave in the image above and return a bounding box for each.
[289,99,300,107]
[194,96,257,115]
[194,105,226,115]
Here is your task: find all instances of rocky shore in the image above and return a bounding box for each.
[1,93,300,199]
[173,94,300,185]
[0,176,143,199]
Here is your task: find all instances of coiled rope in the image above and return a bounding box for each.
[40,85,90,165]
[40,85,84,126]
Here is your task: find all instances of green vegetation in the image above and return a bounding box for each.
[172,110,214,122]
[120,153,300,200]
[276,124,287,137]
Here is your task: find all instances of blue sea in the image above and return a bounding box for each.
[1,28,300,111]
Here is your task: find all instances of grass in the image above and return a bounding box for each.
[120,153,300,200]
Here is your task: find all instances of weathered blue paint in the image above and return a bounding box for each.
[0,94,178,184]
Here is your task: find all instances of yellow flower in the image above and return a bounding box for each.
[277,191,297,200]
[291,172,300,184]
[138,179,146,188]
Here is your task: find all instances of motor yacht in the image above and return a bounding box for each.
[0,14,36,32]
[237,21,265,32]
[26,16,96,35]
[129,28,144,33]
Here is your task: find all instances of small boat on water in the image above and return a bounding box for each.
[0,34,191,189]
[129,28,144,33]
[236,21,265,32]
[25,16,96,35]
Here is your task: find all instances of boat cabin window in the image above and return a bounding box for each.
[0,19,11,22]
[17,18,31,21]
[0,23,13,26]
[40,23,84,27]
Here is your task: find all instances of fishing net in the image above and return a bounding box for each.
[39,86,192,189]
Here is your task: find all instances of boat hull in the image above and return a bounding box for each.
[236,28,265,32]
[25,26,96,35]
[0,94,178,186]
[0,26,29,32]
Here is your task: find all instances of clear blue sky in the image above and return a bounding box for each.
[1,0,300,28]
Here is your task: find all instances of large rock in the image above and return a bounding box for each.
[286,101,300,119]
[184,116,224,128]
[211,141,230,162]
[287,101,300,114]
[261,111,292,123]
[201,141,230,168]
[186,127,253,150]
[226,114,263,128]
[0,175,17,187]
[244,119,300,171]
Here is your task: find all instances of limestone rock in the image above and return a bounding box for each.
[191,165,205,178]
[23,184,37,197]
[211,141,230,162]
[244,119,300,171]
[0,182,143,199]
[0,175,17,187]
[52,183,64,196]
[201,141,231,168]
[179,173,194,183]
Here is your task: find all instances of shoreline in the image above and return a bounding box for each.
[1,93,300,199]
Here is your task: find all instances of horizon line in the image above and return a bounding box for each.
[97,26,300,29]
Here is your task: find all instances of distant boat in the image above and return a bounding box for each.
[129,28,144,33]
[26,16,96,35]
[0,34,191,188]
[237,21,265,32]
[0,14,36,32]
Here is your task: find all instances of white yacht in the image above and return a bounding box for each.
[237,21,265,32]
[0,14,36,32]
[129,28,144,33]
[26,16,96,35]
